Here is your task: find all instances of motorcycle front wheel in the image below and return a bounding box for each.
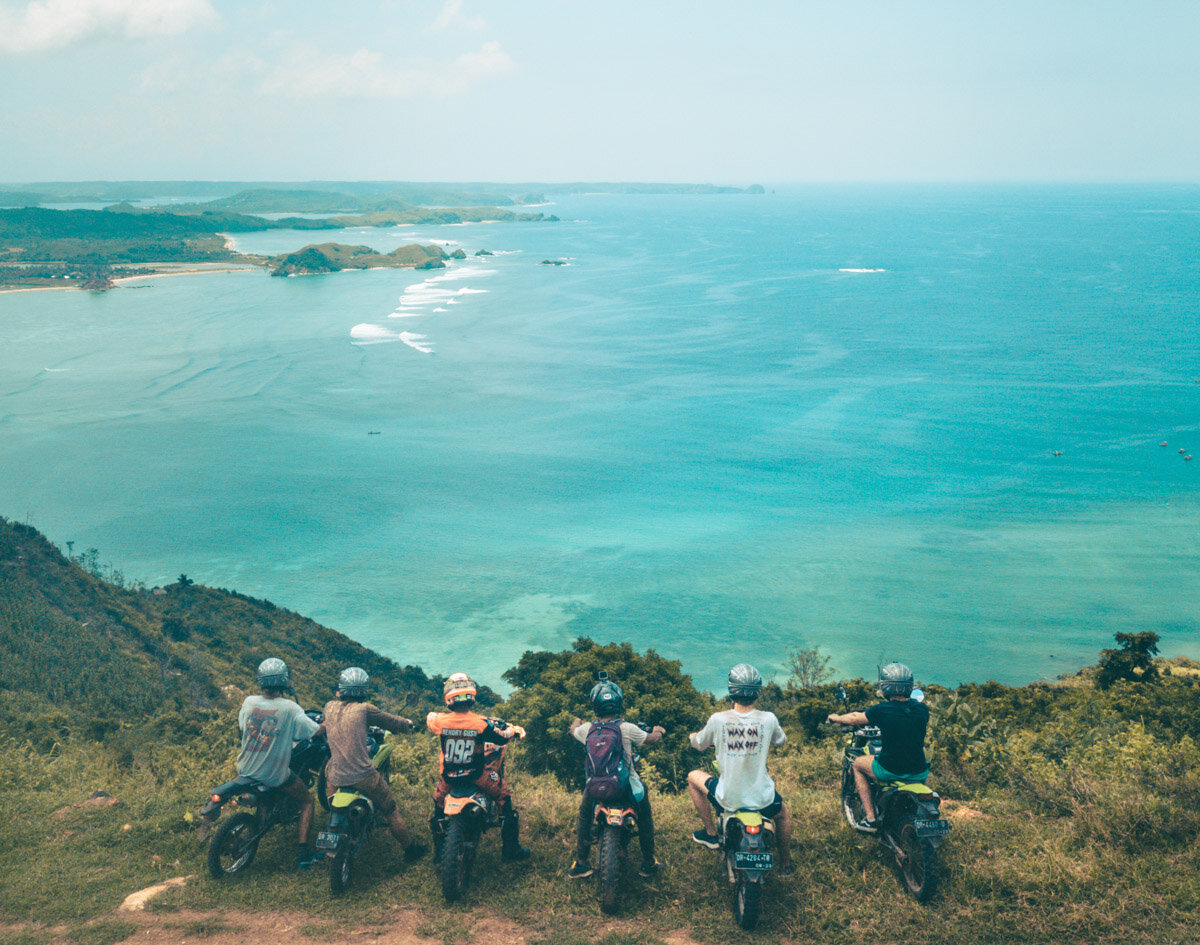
[207,812,260,878]
[597,824,623,915]
[438,816,475,902]
[896,820,939,902]
[841,764,866,828]
[732,876,761,931]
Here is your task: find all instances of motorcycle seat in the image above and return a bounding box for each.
[330,789,367,808]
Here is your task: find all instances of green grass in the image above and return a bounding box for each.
[162,919,248,937]
[65,920,138,945]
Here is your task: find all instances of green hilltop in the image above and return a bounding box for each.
[2,514,1199,944]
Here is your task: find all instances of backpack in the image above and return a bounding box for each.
[584,720,630,800]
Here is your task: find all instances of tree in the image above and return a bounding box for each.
[785,645,833,690]
[501,638,713,791]
[176,573,194,587]
[1096,632,1160,689]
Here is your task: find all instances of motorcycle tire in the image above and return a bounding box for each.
[329,836,354,895]
[598,824,623,915]
[438,816,473,903]
[897,820,939,902]
[841,765,865,828]
[316,768,331,812]
[732,876,761,931]
[207,812,260,878]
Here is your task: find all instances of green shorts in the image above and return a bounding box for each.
[872,759,929,783]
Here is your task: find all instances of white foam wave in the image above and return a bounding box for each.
[433,307,449,312]
[838,268,886,273]
[399,331,434,353]
[43,367,69,372]
[429,268,497,282]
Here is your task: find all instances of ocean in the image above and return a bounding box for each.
[2,185,1198,693]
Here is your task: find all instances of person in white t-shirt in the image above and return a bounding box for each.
[687,663,793,872]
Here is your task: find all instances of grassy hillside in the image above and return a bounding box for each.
[2,515,1199,945]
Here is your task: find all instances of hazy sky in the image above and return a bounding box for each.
[2,0,1198,183]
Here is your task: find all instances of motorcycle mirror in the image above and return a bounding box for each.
[910,688,925,703]
[403,692,418,707]
[834,683,847,704]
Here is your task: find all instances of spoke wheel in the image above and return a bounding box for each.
[598,824,623,915]
[438,817,473,902]
[842,765,866,828]
[897,821,939,902]
[733,878,761,930]
[329,837,353,895]
[207,812,260,878]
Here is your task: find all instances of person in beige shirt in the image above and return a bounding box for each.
[321,667,426,862]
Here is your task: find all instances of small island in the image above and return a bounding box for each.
[268,243,449,277]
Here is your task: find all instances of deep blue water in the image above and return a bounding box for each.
[2,186,1199,692]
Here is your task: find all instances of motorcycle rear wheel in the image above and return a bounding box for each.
[207,812,260,878]
[598,824,623,915]
[329,836,354,895]
[732,876,761,931]
[897,820,939,902]
[438,817,474,902]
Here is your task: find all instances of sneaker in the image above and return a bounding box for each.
[502,845,532,863]
[638,858,664,878]
[691,830,720,850]
[854,817,878,834]
[296,847,322,870]
[775,859,794,878]
[403,841,428,863]
[567,860,594,879]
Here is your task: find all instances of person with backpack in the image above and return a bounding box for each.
[567,673,665,880]
[687,663,793,873]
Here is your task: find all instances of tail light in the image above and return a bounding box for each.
[745,824,761,834]
[210,794,222,803]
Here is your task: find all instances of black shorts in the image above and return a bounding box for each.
[704,775,783,819]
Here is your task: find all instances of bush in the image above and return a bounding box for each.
[501,638,713,790]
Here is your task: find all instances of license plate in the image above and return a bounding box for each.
[315,830,341,850]
[733,851,774,869]
[914,818,951,838]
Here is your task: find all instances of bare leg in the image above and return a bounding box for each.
[852,754,876,820]
[281,778,315,845]
[687,770,717,836]
[386,808,414,846]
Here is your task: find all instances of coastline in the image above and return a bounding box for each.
[0,262,262,294]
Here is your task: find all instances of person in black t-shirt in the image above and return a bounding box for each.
[826,662,929,833]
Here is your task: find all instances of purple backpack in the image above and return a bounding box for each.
[584,720,630,800]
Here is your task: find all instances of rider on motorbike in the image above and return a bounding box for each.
[321,667,427,861]
[686,663,793,873]
[426,672,531,862]
[204,658,322,868]
[826,661,929,832]
[567,675,665,880]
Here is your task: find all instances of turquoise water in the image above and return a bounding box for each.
[3,186,1199,692]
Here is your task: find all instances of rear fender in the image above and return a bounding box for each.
[443,793,487,817]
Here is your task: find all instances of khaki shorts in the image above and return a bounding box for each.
[328,767,397,817]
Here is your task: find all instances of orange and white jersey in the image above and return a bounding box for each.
[426,710,513,781]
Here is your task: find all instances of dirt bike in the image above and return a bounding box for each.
[432,718,524,903]
[834,685,950,902]
[590,722,660,916]
[314,724,394,894]
[204,709,328,879]
[716,804,775,930]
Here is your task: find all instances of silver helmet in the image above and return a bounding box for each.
[728,663,763,700]
[338,667,370,699]
[878,662,914,698]
[256,657,291,691]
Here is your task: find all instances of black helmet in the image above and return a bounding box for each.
[728,663,763,700]
[589,673,624,715]
[256,657,291,691]
[338,667,370,699]
[878,662,914,698]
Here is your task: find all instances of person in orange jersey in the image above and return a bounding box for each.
[426,672,531,861]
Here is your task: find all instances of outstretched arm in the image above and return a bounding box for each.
[827,710,869,726]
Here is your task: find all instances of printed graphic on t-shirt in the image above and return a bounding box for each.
[243,708,280,753]
[723,721,762,755]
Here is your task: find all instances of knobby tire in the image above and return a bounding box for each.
[897,820,939,902]
[439,816,472,902]
[329,837,354,895]
[207,811,259,878]
[733,876,762,931]
[842,764,865,828]
[598,824,623,915]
